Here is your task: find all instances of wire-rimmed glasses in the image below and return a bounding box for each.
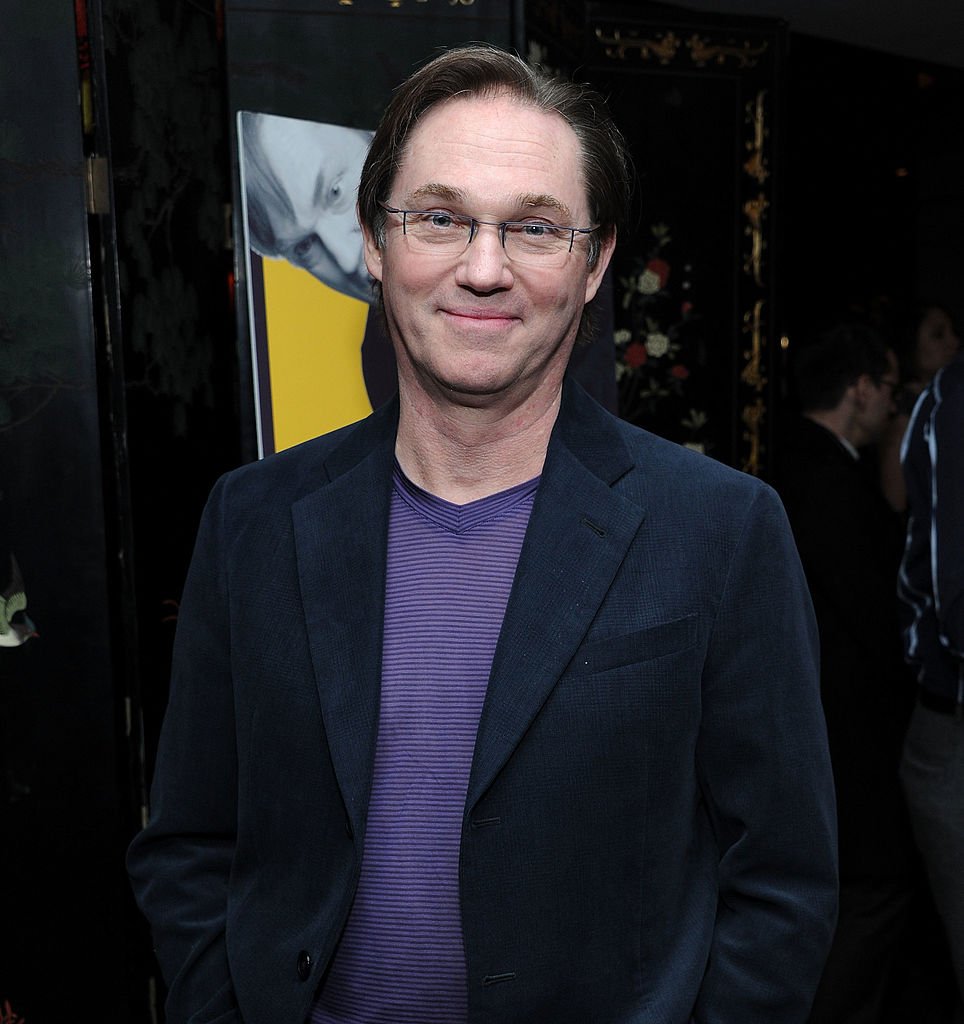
[380,203,597,268]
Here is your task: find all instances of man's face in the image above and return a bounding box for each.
[248,116,372,302]
[859,349,899,443]
[363,94,614,407]
[916,306,960,380]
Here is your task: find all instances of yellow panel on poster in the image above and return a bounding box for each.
[262,259,373,451]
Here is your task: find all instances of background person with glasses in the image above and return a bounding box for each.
[128,44,837,1024]
[775,323,925,1023]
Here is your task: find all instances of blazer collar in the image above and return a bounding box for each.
[466,380,647,809]
[290,396,398,837]
[290,383,648,828]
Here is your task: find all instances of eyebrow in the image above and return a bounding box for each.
[311,169,330,210]
[407,184,575,222]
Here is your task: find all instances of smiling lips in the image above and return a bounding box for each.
[443,307,519,326]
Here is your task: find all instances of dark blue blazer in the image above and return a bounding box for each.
[128,381,837,1024]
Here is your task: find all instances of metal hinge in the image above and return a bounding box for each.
[85,155,110,214]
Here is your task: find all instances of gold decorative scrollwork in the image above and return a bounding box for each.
[743,90,768,184]
[594,28,681,64]
[742,193,768,286]
[740,302,767,475]
[740,399,765,475]
[686,34,769,68]
[741,300,767,392]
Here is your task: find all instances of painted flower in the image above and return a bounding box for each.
[647,258,671,289]
[636,269,662,295]
[646,332,670,358]
[613,328,632,345]
[670,364,690,380]
[682,408,708,431]
[624,341,648,368]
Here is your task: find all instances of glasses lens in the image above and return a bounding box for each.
[389,207,587,267]
[402,211,471,254]
[503,223,573,267]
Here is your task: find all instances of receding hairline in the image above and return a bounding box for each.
[388,90,589,220]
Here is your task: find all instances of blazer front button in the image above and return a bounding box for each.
[297,950,312,981]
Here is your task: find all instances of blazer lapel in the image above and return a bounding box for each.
[466,383,648,809]
[291,402,397,838]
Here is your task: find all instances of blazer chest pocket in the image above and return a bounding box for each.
[572,612,699,676]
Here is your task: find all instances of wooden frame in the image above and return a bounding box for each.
[527,0,786,475]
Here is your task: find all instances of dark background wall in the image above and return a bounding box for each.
[0,4,137,1020]
[783,33,964,336]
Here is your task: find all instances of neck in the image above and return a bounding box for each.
[394,380,562,504]
[805,407,861,449]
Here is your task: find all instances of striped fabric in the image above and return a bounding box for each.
[310,466,538,1023]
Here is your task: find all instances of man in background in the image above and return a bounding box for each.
[129,44,837,1024]
[899,347,964,1018]
[776,323,917,1024]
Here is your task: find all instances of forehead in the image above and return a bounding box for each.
[920,307,952,332]
[393,94,588,216]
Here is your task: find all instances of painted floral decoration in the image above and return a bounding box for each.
[0,1000,26,1024]
[614,223,709,454]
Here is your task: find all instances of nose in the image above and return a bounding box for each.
[454,221,513,292]
[314,211,364,275]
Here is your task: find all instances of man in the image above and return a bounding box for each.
[899,348,964,1013]
[240,111,373,302]
[776,325,917,1023]
[128,45,837,1024]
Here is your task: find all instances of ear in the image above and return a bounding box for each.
[361,215,383,284]
[584,229,617,305]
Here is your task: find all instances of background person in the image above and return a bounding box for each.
[879,302,960,513]
[776,323,918,1024]
[899,347,964,1021]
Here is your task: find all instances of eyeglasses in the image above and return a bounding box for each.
[380,203,597,268]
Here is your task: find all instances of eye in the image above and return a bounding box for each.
[292,235,316,260]
[511,221,566,240]
[505,221,567,245]
[423,211,456,230]
[326,176,356,213]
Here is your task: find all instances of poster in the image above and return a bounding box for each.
[225,0,518,458]
[238,110,378,453]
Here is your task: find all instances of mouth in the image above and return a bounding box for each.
[442,307,519,328]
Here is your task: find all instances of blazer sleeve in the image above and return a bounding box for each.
[127,475,241,1024]
[693,484,838,1022]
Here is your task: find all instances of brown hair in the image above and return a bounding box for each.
[357,43,631,271]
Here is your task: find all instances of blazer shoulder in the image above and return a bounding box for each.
[561,377,767,507]
[617,414,770,508]
[216,399,398,510]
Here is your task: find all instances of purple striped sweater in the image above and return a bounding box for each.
[309,466,538,1023]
